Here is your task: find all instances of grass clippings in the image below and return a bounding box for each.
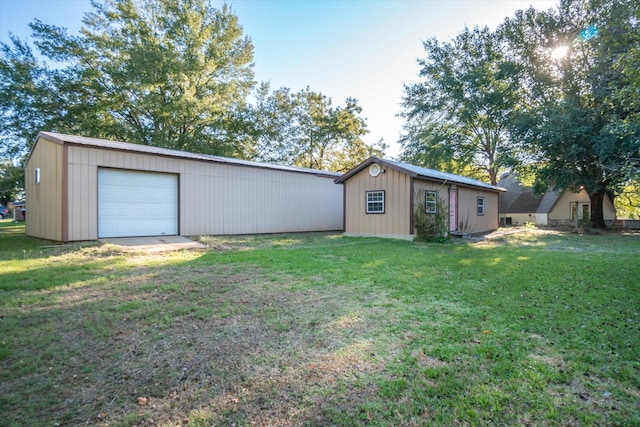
[0,221,639,426]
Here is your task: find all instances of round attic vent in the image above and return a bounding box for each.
[369,163,381,177]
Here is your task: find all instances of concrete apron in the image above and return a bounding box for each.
[99,235,206,252]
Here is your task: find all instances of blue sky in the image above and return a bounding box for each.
[0,0,557,158]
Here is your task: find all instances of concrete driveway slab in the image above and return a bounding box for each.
[99,235,206,252]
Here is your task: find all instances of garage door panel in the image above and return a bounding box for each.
[98,169,178,238]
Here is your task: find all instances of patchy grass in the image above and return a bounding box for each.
[0,222,639,426]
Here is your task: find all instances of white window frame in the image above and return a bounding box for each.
[477,196,485,216]
[35,168,41,184]
[425,191,437,214]
[366,190,385,214]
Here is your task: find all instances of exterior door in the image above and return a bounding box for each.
[449,187,457,232]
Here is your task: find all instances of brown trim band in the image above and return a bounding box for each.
[409,177,415,234]
[61,143,69,242]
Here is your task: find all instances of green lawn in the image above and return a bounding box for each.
[1,219,639,426]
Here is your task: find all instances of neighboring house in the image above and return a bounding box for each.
[335,157,506,240]
[498,172,616,227]
[25,132,343,242]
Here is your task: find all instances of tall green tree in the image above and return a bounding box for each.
[0,36,66,158]
[241,85,382,172]
[502,0,640,228]
[290,88,374,172]
[609,2,640,182]
[0,161,24,205]
[400,26,521,185]
[0,0,254,158]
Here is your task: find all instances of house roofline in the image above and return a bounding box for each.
[335,156,506,193]
[27,131,341,179]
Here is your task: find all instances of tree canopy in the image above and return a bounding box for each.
[1,0,255,158]
[253,86,381,172]
[227,83,380,172]
[399,26,521,185]
[0,162,23,206]
[502,0,640,228]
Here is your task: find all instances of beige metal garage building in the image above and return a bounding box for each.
[25,132,343,242]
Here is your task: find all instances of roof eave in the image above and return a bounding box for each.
[28,131,341,179]
[335,156,506,192]
[413,174,506,193]
[334,156,418,183]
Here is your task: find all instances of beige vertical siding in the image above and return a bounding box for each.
[25,137,64,241]
[412,179,451,233]
[343,166,412,239]
[178,159,342,236]
[64,145,342,241]
[343,169,501,239]
[456,187,499,234]
[413,180,499,235]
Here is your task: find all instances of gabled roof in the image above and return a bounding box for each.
[30,131,341,178]
[508,191,544,213]
[535,189,563,214]
[498,171,580,214]
[335,156,505,192]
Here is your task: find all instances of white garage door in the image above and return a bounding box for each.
[98,168,178,238]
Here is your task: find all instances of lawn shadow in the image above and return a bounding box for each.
[0,246,392,426]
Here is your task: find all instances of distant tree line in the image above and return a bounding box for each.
[400,0,640,227]
[0,0,384,204]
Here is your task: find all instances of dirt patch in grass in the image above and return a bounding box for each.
[469,227,561,247]
[0,248,388,426]
[470,227,640,255]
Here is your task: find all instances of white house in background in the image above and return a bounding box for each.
[498,172,616,227]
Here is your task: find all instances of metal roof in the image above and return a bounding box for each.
[35,131,342,178]
[336,156,505,192]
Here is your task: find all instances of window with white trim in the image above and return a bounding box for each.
[35,168,41,184]
[366,190,385,214]
[425,191,437,214]
[477,197,485,215]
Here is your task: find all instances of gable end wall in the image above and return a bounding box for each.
[25,137,64,241]
[343,166,411,238]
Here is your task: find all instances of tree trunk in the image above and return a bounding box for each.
[589,189,607,229]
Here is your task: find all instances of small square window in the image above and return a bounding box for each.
[477,197,485,215]
[366,190,385,214]
[425,191,437,214]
